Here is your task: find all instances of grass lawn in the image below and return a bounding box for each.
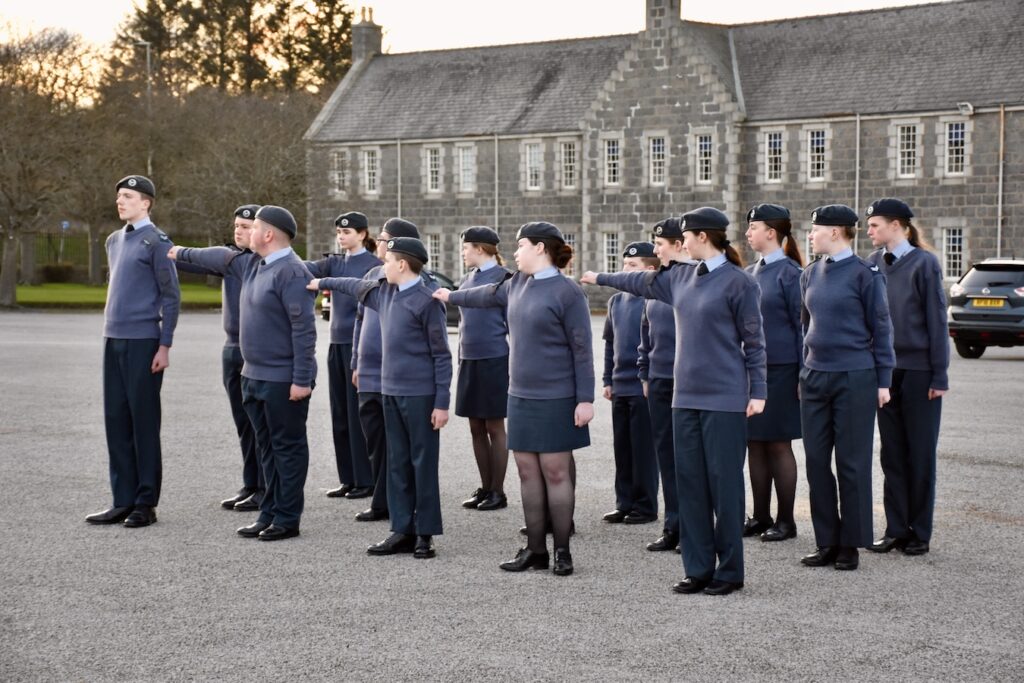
[15,282,224,308]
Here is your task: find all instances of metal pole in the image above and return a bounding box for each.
[997,104,1005,258]
[135,40,153,176]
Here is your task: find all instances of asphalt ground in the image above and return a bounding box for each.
[1,310,1022,681]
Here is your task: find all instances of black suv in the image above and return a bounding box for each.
[947,259,1024,358]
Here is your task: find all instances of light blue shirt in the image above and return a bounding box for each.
[479,258,497,272]
[346,247,367,260]
[263,246,294,266]
[761,248,786,265]
[887,240,915,260]
[703,253,728,272]
[127,218,153,231]
[533,266,559,280]
[398,277,420,292]
[831,248,854,262]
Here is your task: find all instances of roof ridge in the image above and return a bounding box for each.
[385,32,635,57]
[725,0,968,28]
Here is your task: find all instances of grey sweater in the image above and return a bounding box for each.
[103,222,180,346]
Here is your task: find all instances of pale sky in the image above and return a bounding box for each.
[1,0,944,51]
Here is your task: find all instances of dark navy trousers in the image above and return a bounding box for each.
[103,337,163,507]
[383,395,442,536]
[877,369,941,543]
[647,378,678,535]
[672,408,746,584]
[800,368,876,548]
[328,343,372,487]
[611,393,659,518]
[358,391,389,513]
[241,377,310,529]
[221,345,261,492]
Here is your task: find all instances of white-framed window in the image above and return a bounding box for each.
[525,142,542,190]
[426,233,441,269]
[604,138,621,186]
[456,144,476,193]
[946,121,966,176]
[807,129,827,181]
[562,232,576,275]
[603,232,620,272]
[560,141,577,190]
[425,146,442,193]
[361,148,379,195]
[649,136,666,186]
[765,130,784,182]
[897,124,919,178]
[942,227,964,279]
[695,133,713,184]
[330,150,347,193]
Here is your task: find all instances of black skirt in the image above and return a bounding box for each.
[455,356,509,419]
[747,363,802,441]
[507,395,590,452]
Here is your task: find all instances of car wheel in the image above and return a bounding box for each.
[954,340,985,359]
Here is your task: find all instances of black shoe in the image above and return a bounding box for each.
[220,488,255,510]
[743,516,773,537]
[355,508,389,522]
[603,509,628,523]
[233,491,262,512]
[647,532,680,552]
[902,539,930,556]
[367,533,415,555]
[801,546,838,567]
[499,547,550,572]
[624,512,657,525]
[868,535,907,553]
[552,547,573,576]
[672,577,709,594]
[414,535,435,559]
[258,525,300,541]
[462,488,488,508]
[237,521,270,538]
[704,579,744,596]
[345,486,373,499]
[85,506,132,525]
[834,546,859,570]
[477,491,508,511]
[326,484,352,498]
[761,521,797,542]
[123,506,157,528]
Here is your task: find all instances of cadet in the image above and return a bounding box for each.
[306,211,382,500]
[86,175,180,529]
[437,222,594,577]
[583,207,767,596]
[172,204,264,512]
[743,204,804,542]
[455,226,512,512]
[865,198,948,557]
[639,218,686,553]
[799,205,895,570]
[311,236,452,559]
[602,241,660,527]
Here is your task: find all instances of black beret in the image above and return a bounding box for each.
[811,204,859,227]
[386,236,428,265]
[516,221,564,243]
[335,211,368,229]
[116,175,155,198]
[234,204,260,220]
[461,226,500,245]
[381,217,420,239]
[652,217,683,239]
[747,203,790,223]
[681,207,729,232]
[623,241,656,258]
[866,198,913,220]
[255,205,298,239]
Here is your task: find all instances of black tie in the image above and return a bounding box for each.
[884,252,896,266]
[759,258,766,267]
[825,257,835,264]
[125,224,134,232]
[697,262,709,276]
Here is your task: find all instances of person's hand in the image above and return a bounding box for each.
[290,384,312,401]
[431,408,449,430]
[579,271,599,285]
[928,388,948,400]
[642,381,648,398]
[167,246,180,260]
[306,278,321,291]
[878,388,891,408]
[746,398,765,417]
[151,345,170,373]
[432,288,451,303]
[602,386,612,401]
[574,402,594,427]
[351,369,359,390]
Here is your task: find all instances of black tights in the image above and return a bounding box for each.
[747,440,797,525]
[515,451,574,552]
[468,418,508,493]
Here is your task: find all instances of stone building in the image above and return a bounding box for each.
[304,0,1023,302]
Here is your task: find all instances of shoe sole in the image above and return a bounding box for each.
[414,551,436,559]
[123,520,155,528]
[258,533,299,541]
[552,568,573,576]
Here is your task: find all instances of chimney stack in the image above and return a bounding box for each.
[646,0,681,33]
[352,6,382,62]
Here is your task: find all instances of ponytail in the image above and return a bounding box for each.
[900,219,933,251]
[764,217,804,267]
[477,242,504,266]
[361,230,377,253]
[705,230,745,268]
[528,236,573,269]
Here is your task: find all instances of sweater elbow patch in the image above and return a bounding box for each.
[288,303,302,319]
[744,316,761,337]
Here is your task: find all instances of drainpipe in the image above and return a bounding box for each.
[997,105,1005,258]
[396,138,403,217]
[854,113,861,253]
[493,133,500,230]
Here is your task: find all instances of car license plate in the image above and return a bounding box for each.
[971,298,1005,308]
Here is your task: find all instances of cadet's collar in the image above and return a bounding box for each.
[347,247,367,258]
[761,248,786,265]
[887,240,914,260]
[263,246,294,266]
[398,277,420,292]
[533,265,559,280]
[479,258,497,272]
[702,252,728,273]
[126,218,153,232]
[830,248,854,262]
